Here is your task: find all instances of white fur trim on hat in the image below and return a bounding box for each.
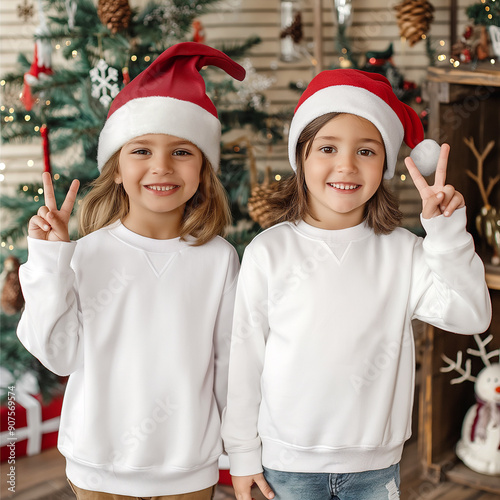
[288,85,404,180]
[97,96,221,171]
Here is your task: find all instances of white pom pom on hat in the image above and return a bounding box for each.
[288,69,441,179]
[97,42,246,172]
[409,138,442,177]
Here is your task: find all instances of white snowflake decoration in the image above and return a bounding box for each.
[234,59,275,111]
[90,59,120,107]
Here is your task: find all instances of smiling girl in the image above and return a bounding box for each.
[17,43,245,500]
[222,70,491,500]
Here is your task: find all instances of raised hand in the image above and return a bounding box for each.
[28,172,80,242]
[404,143,465,219]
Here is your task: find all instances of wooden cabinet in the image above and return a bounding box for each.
[425,65,500,242]
[418,65,500,493]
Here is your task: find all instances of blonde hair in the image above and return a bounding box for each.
[265,112,403,234]
[78,150,231,246]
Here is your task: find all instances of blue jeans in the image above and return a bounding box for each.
[263,463,400,500]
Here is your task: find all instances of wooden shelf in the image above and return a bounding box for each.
[485,264,500,291]
[444,462,500,494]
[427,64,500,87]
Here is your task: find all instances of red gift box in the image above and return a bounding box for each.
[1,373,63,462]
[218,454,232,485]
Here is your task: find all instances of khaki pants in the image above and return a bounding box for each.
[68,480,216,500]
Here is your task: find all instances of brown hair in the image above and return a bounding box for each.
[264,112,402,234]
[78,150,231,246]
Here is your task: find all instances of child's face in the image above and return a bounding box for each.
[303,114,385,230]
[116,134,202,228]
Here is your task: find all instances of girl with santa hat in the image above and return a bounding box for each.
[222,69,492,500]
[17,43,244,500]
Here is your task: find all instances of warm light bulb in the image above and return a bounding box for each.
[38,188,43,194]
[27,160,34,167]
[275,174,282,181]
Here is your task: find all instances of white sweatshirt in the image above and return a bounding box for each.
[222,207,491,476]
[17,221,239,496]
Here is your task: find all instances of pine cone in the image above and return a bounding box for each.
[394,0,434,47]
[97,0,132,34]
[280,11,303,44]
[248,182,281,229]
[1,256,24,315]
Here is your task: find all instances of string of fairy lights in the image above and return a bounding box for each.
[1,1,499,251]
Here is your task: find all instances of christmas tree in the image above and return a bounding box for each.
[0,0,282,396]
[466,0,500,27]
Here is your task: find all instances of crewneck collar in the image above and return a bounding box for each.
[107,220,193,253]
[292,219,372,244]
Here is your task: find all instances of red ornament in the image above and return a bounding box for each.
[40,125,51,174]
[192,19,206,43]
[21,40,53,111]
[122,66,130,86]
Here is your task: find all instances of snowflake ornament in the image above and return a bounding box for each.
[90,59,120,107]
[234,59,275,111]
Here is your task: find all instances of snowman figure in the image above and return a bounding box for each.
[441,334,500,475]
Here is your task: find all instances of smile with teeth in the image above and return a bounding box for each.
[328,183,360,190]
[145,184,179,191]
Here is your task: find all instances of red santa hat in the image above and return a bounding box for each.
[288,69,440,179]
[97,42,246,172]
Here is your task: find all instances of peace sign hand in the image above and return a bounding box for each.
[404,143,465,220]
[28,172,80,242]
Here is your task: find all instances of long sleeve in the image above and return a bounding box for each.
[221,247,268,476]
[213,249,239,417]
[411,207,491,333]
[17,237,83,376]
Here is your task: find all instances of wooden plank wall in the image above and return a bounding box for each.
[0,0,474,229]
